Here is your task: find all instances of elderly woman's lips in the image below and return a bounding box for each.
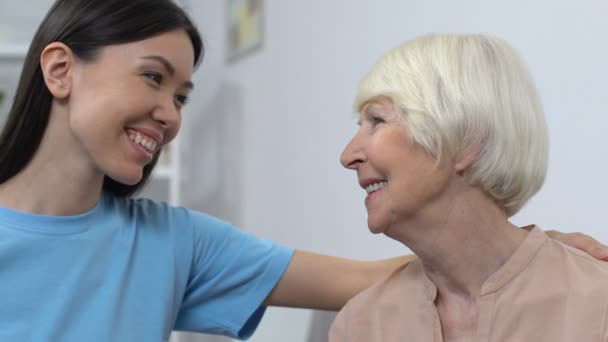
[365,186,386,205]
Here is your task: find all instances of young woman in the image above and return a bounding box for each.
[0,1,604,341]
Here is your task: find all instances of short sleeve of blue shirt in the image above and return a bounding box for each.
[173,209,294,339]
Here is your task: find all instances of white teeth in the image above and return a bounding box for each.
[128,131,157,153]
[365,181,387,194]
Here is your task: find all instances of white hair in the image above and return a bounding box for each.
[355,34,548,216]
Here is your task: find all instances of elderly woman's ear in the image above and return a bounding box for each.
[454,145,480,176]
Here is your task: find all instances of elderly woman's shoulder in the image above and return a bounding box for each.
[511,227,608,288]
[330,259,429,341]
[341,258,427,314]
[540,235,608,288]
[507,235,608,332]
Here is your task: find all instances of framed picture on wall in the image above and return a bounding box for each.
[226,0,264,63]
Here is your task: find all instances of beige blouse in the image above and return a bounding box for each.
[330,227,608,342]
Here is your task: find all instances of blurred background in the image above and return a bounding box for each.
[1,0,607,341]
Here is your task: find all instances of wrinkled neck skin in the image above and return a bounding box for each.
[387,180,528,340]
[388,181,528,304]
[0,106,105,216]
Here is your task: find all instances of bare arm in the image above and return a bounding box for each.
[264,250,415,310]
[264,229,607,311]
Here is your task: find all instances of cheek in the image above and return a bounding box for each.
[390,154,448,201]
[163,121,182,145]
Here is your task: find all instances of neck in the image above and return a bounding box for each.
[0,109,105,216]
[390,187,528,301]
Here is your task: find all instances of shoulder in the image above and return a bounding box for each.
[516,235,608,304]
[105,193,230,233]
[331,260,430,341]
[107,194,184,222]
[545,238,608,277]
[336,259,426,322]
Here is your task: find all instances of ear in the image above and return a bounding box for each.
[454,145,480,176]
[40,42,74,99]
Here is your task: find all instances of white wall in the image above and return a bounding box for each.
[184,0,608,341]
[0,0,52,46]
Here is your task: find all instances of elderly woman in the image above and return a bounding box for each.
[330,34,608,341]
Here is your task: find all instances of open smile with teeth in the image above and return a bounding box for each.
[127,131,158,154]
[366,181,387,194]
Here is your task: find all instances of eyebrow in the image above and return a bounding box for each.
[141,55,194,89]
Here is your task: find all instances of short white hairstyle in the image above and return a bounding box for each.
[355,34,548,217]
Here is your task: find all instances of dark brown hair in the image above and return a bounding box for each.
[0,0,204,197]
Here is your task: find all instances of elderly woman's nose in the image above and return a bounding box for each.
[340,135,365,170]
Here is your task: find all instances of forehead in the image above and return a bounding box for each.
[97,30,195,76]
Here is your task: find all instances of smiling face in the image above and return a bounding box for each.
[59,29,195,185]
[340,97,454,235]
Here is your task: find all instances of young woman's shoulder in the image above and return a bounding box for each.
[105,192,229,233]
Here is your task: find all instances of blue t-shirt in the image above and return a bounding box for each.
[0,192,294,341]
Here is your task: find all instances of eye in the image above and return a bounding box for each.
[371,115,385,126]
[144,72,163,85]
[175,94,189,107]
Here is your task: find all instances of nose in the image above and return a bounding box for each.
[152,97,181,142]
[340,130,365,170]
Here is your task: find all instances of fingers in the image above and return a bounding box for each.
[548,231,608,261]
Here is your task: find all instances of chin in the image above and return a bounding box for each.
[108,170,144,186]
[367,220,388,235]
